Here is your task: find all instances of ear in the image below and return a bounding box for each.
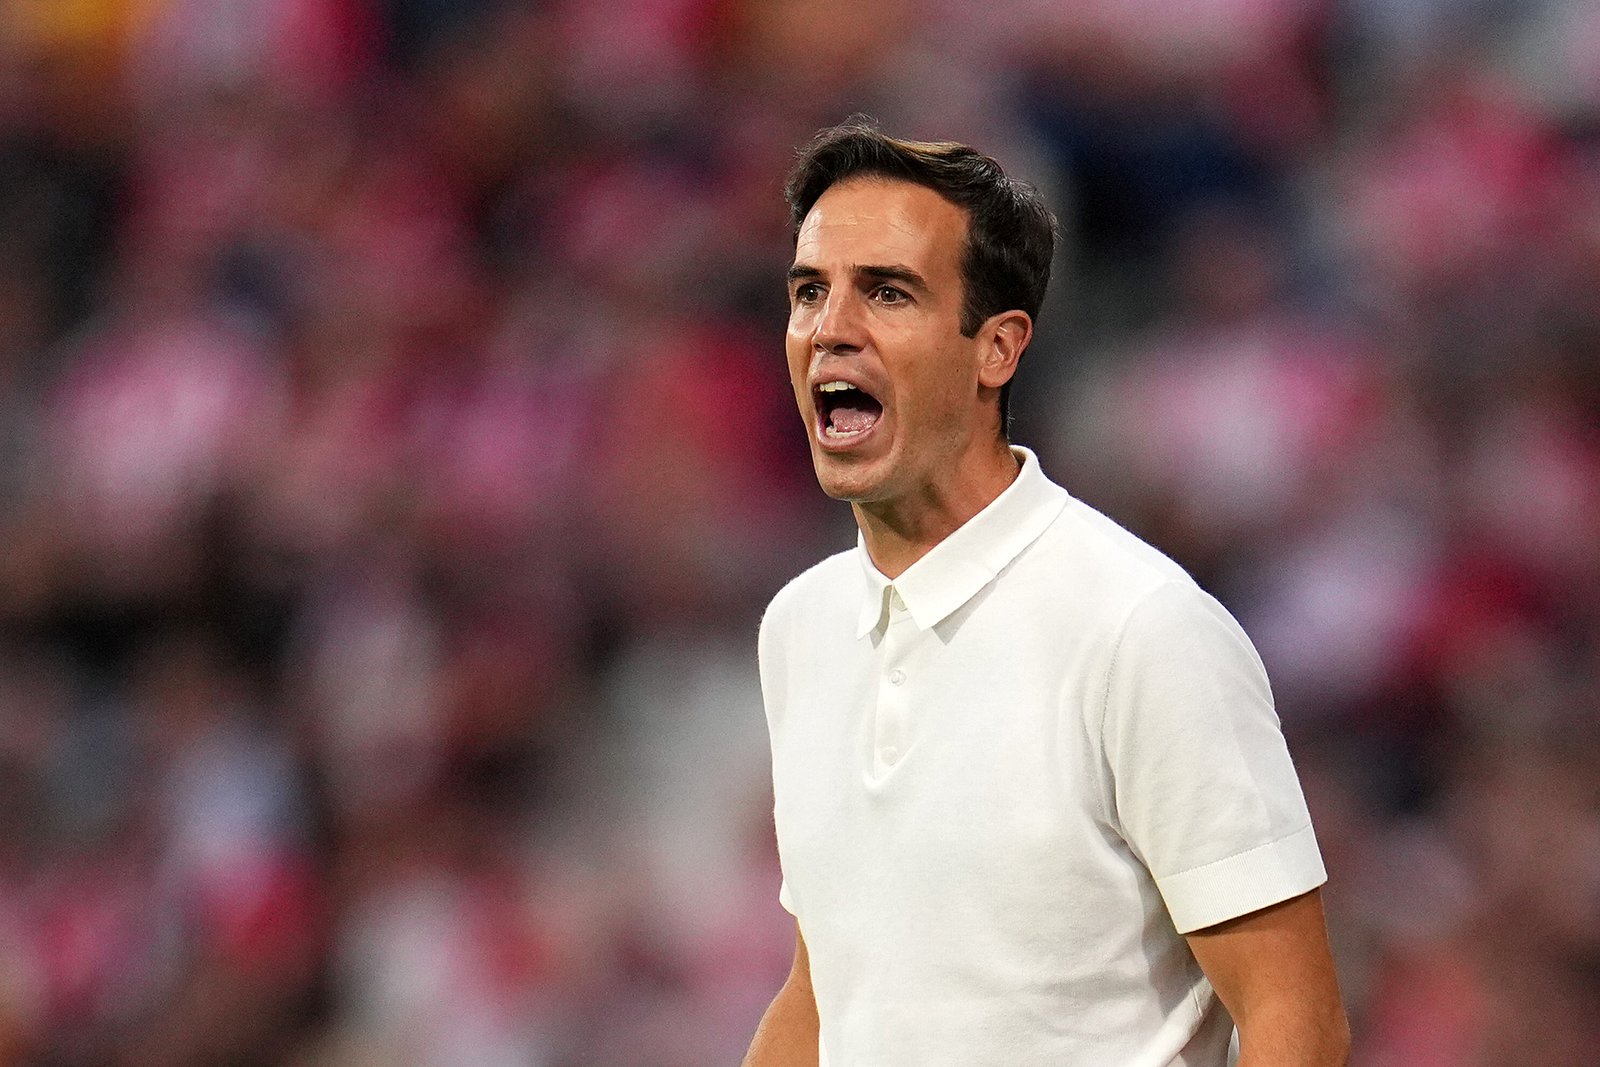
[977,310,1032,390]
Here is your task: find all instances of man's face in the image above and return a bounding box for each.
[786,177,993,505]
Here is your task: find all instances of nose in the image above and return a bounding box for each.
[813,289,866,356]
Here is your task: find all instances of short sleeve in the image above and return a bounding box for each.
[1100,581,1325,933]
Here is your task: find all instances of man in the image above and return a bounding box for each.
[745,121,1349,1066]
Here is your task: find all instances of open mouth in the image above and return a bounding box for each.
[815,380,884,442]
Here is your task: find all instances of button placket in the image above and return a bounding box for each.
[873,603,915,771]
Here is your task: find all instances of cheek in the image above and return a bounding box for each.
[786,302,817,345]
[898,345,976,421]
[784,335,812,404]
[785,325,808,360]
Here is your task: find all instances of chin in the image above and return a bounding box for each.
[810,452,887,503]
[811,464,863,501]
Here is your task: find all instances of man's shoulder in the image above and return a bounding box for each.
[1033,492,1251,649]
[1026,491,1212,619]
[760,546,858,633]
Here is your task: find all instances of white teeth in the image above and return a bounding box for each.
[817,381,858,393]
[823,425,866,439]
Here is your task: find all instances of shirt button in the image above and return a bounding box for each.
[881,745,899,763]
[888,669,906,686]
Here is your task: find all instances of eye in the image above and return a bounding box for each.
[872,285,909,305]
[792,282,823,305]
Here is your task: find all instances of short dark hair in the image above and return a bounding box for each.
[785,119,1057,435]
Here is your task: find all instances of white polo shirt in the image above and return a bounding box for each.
[759,447,1324,1066]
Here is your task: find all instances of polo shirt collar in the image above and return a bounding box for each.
[855,446,1068,638]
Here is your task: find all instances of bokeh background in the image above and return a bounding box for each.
[1,0,1598,1064]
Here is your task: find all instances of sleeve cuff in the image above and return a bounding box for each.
[1156,822,1327,934]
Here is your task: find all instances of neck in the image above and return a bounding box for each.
[854,442,1021,579]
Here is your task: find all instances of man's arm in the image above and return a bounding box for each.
[743,925,819,1066]
[1185,888,1350,1066]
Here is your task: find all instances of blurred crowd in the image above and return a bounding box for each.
[0,0,1597,1064]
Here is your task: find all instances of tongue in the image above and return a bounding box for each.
[829,402,880,435]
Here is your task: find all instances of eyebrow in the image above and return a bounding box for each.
[786,263,931,293]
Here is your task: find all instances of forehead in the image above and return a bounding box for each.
[793,177,968,275]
